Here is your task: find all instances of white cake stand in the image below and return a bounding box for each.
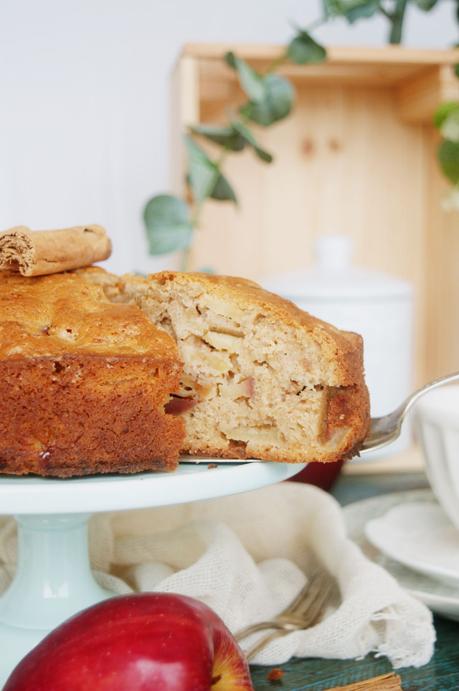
[0,460,304,685]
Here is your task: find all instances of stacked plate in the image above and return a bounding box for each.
[344,489,459,621]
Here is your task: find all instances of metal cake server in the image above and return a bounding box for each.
[360,371,459,455]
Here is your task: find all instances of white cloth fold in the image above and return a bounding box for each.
[0,482,434,668]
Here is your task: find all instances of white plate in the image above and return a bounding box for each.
[365,501,459,587]
[344,489,459,621]
[0,460,305,515]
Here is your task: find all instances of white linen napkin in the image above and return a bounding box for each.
[0,482,434,668]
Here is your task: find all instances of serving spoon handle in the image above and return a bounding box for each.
[360,371,459,455]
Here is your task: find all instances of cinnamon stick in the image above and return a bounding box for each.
[326,672,402,690]
[0,225,112,277]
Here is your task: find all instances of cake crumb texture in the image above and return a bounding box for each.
[111,271,370,464]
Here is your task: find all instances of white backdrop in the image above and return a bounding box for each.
[0,0,456,273]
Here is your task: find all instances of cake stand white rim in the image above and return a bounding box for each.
[0,460,306,514]
[0,459,306,684]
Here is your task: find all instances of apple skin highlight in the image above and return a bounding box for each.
[4,593,254,691]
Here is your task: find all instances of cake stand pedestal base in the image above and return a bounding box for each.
[0,461,304,685]
[0,514,112,685]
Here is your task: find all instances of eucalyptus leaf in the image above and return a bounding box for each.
[231,121,273,162]
[224,51,237,69]
[224,51,265,103]
[240,74,294,126]
[323,0,379,22]
[345,0,379,22]
[438,139,459,185]
[185,136,220,203]
[323,0,345,15]
[287,30,326,64]
[412,0,438,9]
[190,124,245,151]
[433,101,459,129]
[185,135,237,205]
[322,0,340,15]
[143,195,193,255]
[210,173,237,202]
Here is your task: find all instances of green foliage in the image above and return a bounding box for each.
[239,74,295,126]
[435,100,459,189]
[438,140,459,185]
[434,102,459,141]
[191,122,273,162]
[210,173,237,202]
[224,52,265,102]
[434,102,459,130]
[324,0,441,44]
[189,124,245,151]
[412,0,438,9]
[225,52,295,126]
[323,0,380,23]
[185,136,237,204]
[144,195,193,255]
[324,0,439,19]
[145,0,459,258]
[185,136,219,203]
[231,122,273,162]
[287,30,327,64]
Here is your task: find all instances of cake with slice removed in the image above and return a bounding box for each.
[0,270,184,477]
[106,271,370,463]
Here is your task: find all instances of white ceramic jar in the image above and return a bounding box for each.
[263,235,414,459]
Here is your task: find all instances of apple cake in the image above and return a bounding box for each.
[106,271,370,463]
[0,271,184,477]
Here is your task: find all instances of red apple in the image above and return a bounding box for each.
[4,593,253,691]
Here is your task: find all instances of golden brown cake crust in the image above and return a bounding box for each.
[0,271,184,477]
[0,355,183,477]
[0,270,177,359]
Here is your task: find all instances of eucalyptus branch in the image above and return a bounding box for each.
[388,0,409,44]
[143,0,458,261]
[265,54,288,74]
[305,16,327,33]
[378,6,392,20]
[266,16,327,73]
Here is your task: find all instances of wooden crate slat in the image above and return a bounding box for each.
[171,45,459,382]
[398,64,459,123]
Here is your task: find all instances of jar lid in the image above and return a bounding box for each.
[263,235,412,301]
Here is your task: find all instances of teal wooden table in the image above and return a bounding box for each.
[250,472,459,690]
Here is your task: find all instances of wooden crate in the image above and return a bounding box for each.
[171,44,459,383]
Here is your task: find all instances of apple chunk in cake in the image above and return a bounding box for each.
[117,272,369,463]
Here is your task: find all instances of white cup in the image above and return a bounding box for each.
[415,385,459,530]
